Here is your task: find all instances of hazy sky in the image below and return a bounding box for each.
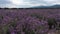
[0,0,60,8]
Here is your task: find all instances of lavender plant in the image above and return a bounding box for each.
[0,9,60,34]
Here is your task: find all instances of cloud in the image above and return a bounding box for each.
[44,0,60,4]
[0,0,60,8]
[0,0,11,4]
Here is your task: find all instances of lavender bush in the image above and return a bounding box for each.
[0,9,60,34]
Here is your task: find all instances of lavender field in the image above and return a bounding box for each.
[0,9,60,34]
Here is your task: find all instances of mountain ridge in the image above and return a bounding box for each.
[31,5,60,8]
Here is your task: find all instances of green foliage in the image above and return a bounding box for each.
[0,15,3,19]
[25,30,35,34]
[10,21,16,27]
[9,18,17,27]
[29,30,35,34]
[3,25,9,34]
[47,18,57,24]
[17,31,21,34]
